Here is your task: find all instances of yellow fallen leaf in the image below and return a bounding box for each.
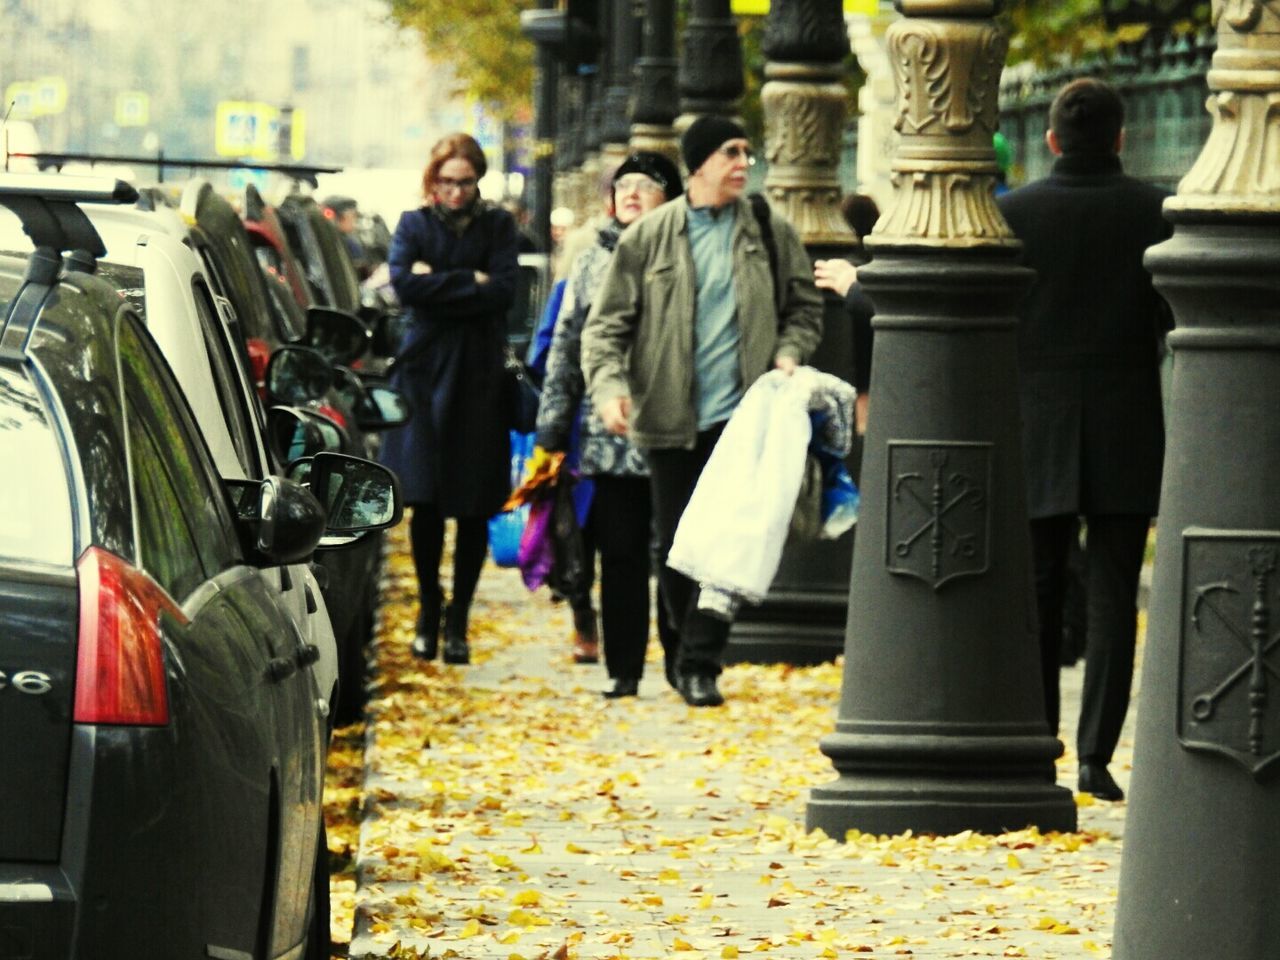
[1007,853,1023,869]
[512,890,541,907]
[722,947,740,958]
[458,918,481,938]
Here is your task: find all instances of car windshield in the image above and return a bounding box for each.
[0,365,73,566]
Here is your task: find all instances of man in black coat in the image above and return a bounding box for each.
[998,78,1172,801]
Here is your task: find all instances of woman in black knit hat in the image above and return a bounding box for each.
[534,152,682,698]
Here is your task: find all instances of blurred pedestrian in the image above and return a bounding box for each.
[997,78,1171,801]
[582,116,823,707]
[813,193,880,435]
[381,132,520,665]
[535,152,684,697]
[549,207,576,278]
[322,194,372,279]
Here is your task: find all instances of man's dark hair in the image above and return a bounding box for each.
[841,193,880,241]
[1049,78,1124,155]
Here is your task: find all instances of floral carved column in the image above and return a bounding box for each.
[630,0,680,164]
[724,0,862,666]
[805,0,1077,836]
[1115,3,1280,956]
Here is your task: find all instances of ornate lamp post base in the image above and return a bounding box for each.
[808,761,1077,837]
[726,580,848,665]
[1113,6,1280,953]
[805,244,1076,837]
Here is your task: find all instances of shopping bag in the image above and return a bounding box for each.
[518,497,555,590]
[547,475,591,602]
[490,431,536,568]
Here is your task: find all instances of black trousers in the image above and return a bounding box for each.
[581,476,656,681]
[647,424,730,678]
[1030,512,1149,764]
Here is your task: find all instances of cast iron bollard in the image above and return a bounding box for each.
[805,0,1076,837]
[1114,4,1280,957]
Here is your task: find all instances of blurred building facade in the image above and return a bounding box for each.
[1,0,466,169]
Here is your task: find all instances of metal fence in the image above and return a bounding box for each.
[998,30,1215,191]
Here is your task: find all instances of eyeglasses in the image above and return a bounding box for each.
[614,175,665,196]
[717,144,757,166]
[437,176,477,191]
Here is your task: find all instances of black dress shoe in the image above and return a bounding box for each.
[411,633,438,660]
[441,605,470,665]
[678,674,724,708]
[603,678,640,699]
[1078,761,1124,801]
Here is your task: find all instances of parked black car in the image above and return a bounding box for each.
[0,178,398,959]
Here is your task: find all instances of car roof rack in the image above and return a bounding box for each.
[5,150,343,189]
[0,173,140,274]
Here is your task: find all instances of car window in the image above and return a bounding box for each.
[118,315,241,599]
[191,278,264,479]
[0,365,73,566]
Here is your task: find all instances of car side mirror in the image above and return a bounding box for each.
[268,406,348,465]
[226,475,326,566]
[305,306,370,366]
[287,452,402,549]
[357,385,410,432]
[266,345,333,405]
[369,311,409,358]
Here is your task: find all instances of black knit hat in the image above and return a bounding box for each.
[680,115,748,175]
[612,152,683,201]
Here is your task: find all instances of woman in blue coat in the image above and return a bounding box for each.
[381,132,519,664]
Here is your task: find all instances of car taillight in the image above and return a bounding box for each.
[246,338,271,397]
[316,403,347,430]
[74,546,187,726]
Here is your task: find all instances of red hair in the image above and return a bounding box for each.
[421,132,488,201]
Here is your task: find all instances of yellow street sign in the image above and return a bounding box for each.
[4,82,35,120]
[732,0,880,14]
[290,108,306,161]
[33,76,67,116]
[215,100,279,160]
[116,91,150,128]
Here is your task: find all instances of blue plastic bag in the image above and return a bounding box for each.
[489,431,536,567]
[819,457,860,539]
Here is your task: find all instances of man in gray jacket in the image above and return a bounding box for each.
[581,115,823,707]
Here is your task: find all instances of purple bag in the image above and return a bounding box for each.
[518,497,555,591]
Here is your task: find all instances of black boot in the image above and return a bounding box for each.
[603,677,640,699]
[442,604,470,665]
[412,589,442,660]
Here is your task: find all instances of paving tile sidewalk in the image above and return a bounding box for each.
[348,531,1141,960]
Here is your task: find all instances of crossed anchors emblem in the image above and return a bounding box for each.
[887,443,989,589]
[1182,538,1280,780]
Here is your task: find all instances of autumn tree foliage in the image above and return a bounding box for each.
[383,0,537,122]
[1000,0,1212,66]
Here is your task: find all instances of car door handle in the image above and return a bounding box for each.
[267,657,298,682]
[295,644,321,669]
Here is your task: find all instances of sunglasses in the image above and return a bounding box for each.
[717,144,757,165]
[614,175,665,196]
